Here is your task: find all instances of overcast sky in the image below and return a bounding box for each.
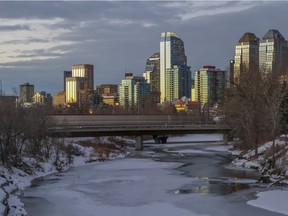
[0,1,288,96]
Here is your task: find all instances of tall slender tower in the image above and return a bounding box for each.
[143,52,160,103]
[259,29,288,73]
[160,32,191,103]
[233,32,259,84]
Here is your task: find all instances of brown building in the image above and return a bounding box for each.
[53,91,65,107]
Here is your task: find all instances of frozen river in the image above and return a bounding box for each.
[21,135,287,216]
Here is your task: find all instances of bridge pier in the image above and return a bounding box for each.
[223,133,229,145]
[135,135,143,151]
[153,135,168,144]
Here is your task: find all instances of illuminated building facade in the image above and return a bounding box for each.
[64,71,72,91]
[72,64,94,90]
[64,64,95,110]
[160,32,191,103]
[233,32,259,84]
[259,29,288,73]
[118,73,150,109]
[194,66,226,107]
[65,77,85,104]
[32,91,52,105]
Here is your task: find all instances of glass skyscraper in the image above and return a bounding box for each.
[160,32,191,103]
[233,32,259,84]
[143,52,160,103]
[259,29,288,73]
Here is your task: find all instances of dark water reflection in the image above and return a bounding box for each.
[22,141,287,216]
[148,144,261,196]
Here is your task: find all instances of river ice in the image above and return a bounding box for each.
[21,134,288,216]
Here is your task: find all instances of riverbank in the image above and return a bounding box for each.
[2,134,288,216]
[230,138,288,184]
[0,137,127,216]
[20,134,288,216]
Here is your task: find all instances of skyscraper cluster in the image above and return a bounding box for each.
[11,29,288,113]
[142,32,226,109]
[120,32,194,110]
[233,29,288,84]
[18,82,52,107]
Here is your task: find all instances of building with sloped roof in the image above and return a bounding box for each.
[259,29,288,73]
[233,32,259,84]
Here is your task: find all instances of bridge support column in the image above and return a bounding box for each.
[223,133,229,145]
[135,135,143,151]
[153,135,161,144]
[153,135,168,144]
[161,136,168,144]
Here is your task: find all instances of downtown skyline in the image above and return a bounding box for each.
[0,1,288,96]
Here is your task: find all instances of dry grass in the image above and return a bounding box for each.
[77,137,124,155]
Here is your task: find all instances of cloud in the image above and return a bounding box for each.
[100,17,157,28]
[0,24,31,31]
[0,1,287,96]
[162,1,268,22]
[0,17,76,63]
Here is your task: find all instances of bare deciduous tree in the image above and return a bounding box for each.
[261,69,288,167]
[225,65,269,156]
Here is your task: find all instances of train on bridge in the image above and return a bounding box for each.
[50,114,215,127]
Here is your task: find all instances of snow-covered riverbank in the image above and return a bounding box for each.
[1,134,288,216]
[0,137,126,216]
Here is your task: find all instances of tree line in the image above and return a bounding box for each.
[224,64,288,170]
[0,104,56,168]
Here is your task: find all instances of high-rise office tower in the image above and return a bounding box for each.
[65,77,85,104]
[65,64,94,109]
[259,29,288,73]
[194,66,227,107]
[143,52,160,103]
[160,32,191,103]
[233,32,259,84]
[64,71,72,91]
[118,73,150,109]
[19,82,34,103]
[72,64,94,90]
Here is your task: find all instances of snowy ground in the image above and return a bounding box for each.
[229,138,288,215]
[0,137,125,216]
[1,134,288,216]
[248,190,288,215]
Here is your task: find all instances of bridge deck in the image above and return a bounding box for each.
[49,124,230,137]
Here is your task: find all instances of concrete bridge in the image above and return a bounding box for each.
[48,114,231,150]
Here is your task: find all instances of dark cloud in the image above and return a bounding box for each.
[0,24,31,31]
